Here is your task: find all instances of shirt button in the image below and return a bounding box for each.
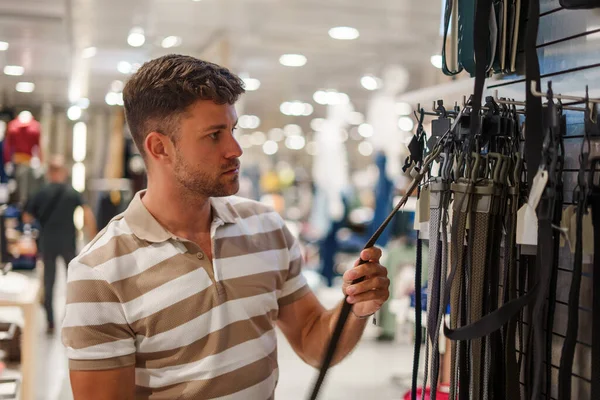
[196,252,205,260]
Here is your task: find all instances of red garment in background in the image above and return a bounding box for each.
[4,118,41,163]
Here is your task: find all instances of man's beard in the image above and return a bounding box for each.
[173,154,239,198]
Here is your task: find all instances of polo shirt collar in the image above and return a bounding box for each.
[124,191,237,243]
[209,197,237,224]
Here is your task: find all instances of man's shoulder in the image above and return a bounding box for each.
[215,196,280,221]
[73,215,136,268]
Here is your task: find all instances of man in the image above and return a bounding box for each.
[62,55,390,399]
[24,155,97,333]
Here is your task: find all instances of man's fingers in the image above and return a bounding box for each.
[346,288,390,305]
[352,247,383,267]
[345,276,390,296]
[343,263,388,282]
[360,247,382,263]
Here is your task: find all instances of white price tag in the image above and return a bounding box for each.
[419,221,430,240]
[527,170,549,210]
[516,204,538,246]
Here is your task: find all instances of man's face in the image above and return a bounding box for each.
[170,100,243,198]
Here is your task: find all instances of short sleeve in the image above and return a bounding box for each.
[277,222,310,307]
[61,259,136,371]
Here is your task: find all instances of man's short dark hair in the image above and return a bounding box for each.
[123,54,245,157]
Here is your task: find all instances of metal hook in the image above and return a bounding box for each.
[530,81,600,104]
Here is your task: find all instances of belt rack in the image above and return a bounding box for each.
[309,80,600,400]
[408,81,599,400]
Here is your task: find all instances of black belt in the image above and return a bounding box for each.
[524,0,543,188]
[558,185,585,399]
[411,233,424,400]
[503,157,522,399]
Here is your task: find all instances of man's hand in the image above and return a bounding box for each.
[342,247,390,317]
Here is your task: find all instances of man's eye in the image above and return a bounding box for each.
[209,132,219,140]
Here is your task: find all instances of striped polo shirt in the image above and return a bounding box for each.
[61,191,310,399]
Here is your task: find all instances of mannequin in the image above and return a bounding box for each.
[5,111,43,205]
[366,65,411,180]
[4,111,42,165]
[311,101,352,286]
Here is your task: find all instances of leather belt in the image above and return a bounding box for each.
[423,154,452,399]
[448,176,473,400]
[503,155,523,399]
[412,232,424,400]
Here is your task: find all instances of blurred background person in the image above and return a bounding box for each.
[23,155,97,333]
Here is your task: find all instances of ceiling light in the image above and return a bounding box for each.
[284,124,302,136]
[290,102,305,116]
[311,118,325,132]
[396,102,413,116]
[398,116,415,132]
[77,98,90,109]
[348,112,364,125]
[0,42,9,51]
[4,66,24,76]
[238,134,252,149]
[430,55,443,69]
[268,128,284,142]
[72,122,87,162]
[67,105,82,121]
[263,140,279,155]
[328,26,360,40]
[105,92,123,106]
[239,115,261,129]
[279,54,307,67]
[303,103,314,116]
[15,82,35,93]
[280,101,313,116]
[161,36,182,49]
[313,90,350,106]
[127,28,145,47]
[118,61,132,74]
[280,102,291,115]
[72,162,86,192]
[306,141,318,156]
[361,75,381,91]
[358,141,373,156]
[105,92,120,106]
[111,80,124,92]
[358,123,374,138]
[313,91,328,105]
[82,47,97,58]
[285,135,306,150]
[327,91,349,105]
[242,77,261,91]
[250,131,266,146]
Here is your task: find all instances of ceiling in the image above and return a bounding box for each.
[0,0,447,166]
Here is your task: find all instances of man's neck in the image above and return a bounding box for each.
[142,182,213,240]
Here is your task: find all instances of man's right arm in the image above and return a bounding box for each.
[70,367,135,400]
[63,260,137,399]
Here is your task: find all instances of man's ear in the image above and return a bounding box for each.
[145,132,175,164]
